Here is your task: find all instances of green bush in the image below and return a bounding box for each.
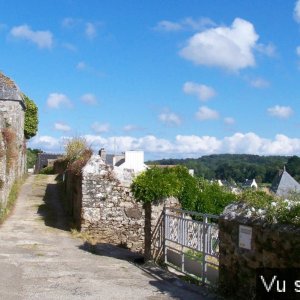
[131,166,181,203]
[39,166,54,174]
[131,166,236,215]
[194,178,237,215]
[237,190,274,209]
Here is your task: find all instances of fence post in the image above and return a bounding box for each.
[163,207,167,264]
[201,216,208,284]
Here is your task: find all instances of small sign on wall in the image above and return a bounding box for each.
[239,225,252,250]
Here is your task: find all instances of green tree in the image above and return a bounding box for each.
[23,95,38,139]
[286,156,300,181]
[26,148,42,169]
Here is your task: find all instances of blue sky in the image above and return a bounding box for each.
[1,0,300,159]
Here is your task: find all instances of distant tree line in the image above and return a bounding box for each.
[147,154,300,184]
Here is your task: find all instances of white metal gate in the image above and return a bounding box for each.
[163,207,219,285]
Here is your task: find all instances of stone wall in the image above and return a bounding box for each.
[219,203,300,299]
[65,155,180,254]
[81,156,145,252]
[0,99,26,207]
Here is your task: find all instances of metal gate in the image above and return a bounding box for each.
[163,207,219,285]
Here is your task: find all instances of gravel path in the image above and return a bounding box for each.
[0,175,214,300]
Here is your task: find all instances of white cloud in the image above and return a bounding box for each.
[62,42,77,52]
[85,22,97,39]
[294,0,300,23]
[224,117,235,125]
[155,20,182,32]
[183,82,216,101]
[267,105,293,119]
[54,122,71,132]
[159,112,182,126]
[10,24,53,49]
[250,78,270,88]
[196,106,219,120]
[62,17,78,28]
[255,43,276,57]
[91,122,110,133]
[81,93,97,105]
[28,132,300,157]
[76,61,87,70]
[155,17,215,32]
[180,18,259,71]
[47,93,72,109]
[123,124,140,132]
[28,135,61,152]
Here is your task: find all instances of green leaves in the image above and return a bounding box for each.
[24,94,38,139]
[131,167,181,203]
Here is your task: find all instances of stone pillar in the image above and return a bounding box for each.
[219,203,300,299]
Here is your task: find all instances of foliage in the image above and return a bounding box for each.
[131,166,236,215]
[1,127,18,172]
[239,190,300,226]
[63,137,93,175]
[0,177,25,224]
[286,155,300,182]
[237,190,274,209]
[39,166,54,174]
[65,137,89,163]
[26,148,42,169]
[131,166,181,203]
[67,149,93,175]
[148,154,291,184]
[194,178,237,215]
[23,94,38,139]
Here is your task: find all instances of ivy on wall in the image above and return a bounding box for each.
[23,94,38,140]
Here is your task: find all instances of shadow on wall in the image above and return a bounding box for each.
[78,242,211,300]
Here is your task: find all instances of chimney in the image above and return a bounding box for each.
[99,148,106,161]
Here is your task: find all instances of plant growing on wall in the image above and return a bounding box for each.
[2,127,18,172]
[23,94,38,139]
[64,137,93,175]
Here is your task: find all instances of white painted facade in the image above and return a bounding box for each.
[116,151,148,173]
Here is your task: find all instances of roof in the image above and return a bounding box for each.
[0,72,25,107]
[271,169,300,197]
[243,179,256,187]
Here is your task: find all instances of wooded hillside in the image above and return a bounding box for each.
[147,154,300,184]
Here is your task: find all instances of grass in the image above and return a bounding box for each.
[0,176,26,224]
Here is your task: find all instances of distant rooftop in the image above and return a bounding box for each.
[0,72,25,105]
[271,168,300,197]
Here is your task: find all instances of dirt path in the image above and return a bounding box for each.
[0,175,215,300]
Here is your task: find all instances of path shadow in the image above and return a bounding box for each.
[37,181,71,232]
[78,241,218,300]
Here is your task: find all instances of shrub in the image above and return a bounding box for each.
[39,166,54,174]
[63,137,93,175]
[67,149,93,175]
[194,178,237,215]
[237,189,274,209]
[65,137,89,163]
[131,166,181,204]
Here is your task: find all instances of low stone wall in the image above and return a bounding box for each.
[81,163,145,252]
[63,155,180,254]
[219,203,300,299]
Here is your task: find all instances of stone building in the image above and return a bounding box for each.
[0,72,26,207]
[34,153,62,173]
